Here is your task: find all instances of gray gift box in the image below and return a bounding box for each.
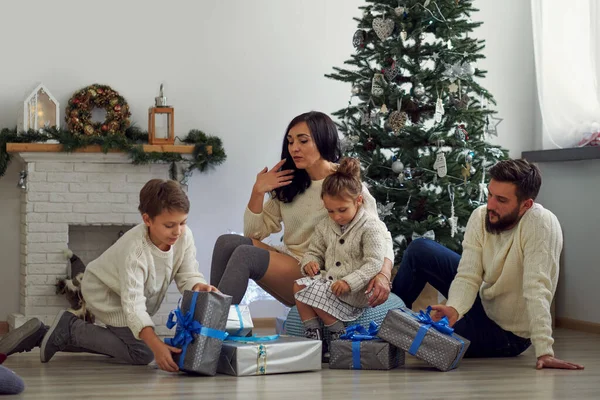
[329,339,404,370]
[170,290,232,376]
[217,335,322,376]
[378,308,470,372]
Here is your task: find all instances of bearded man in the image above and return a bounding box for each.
[391,159,584,370]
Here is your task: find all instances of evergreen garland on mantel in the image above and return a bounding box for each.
[0,126,226,180]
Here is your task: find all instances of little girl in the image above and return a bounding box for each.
[292,157,388,344]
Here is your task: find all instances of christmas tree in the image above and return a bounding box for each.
[326,0,507,266]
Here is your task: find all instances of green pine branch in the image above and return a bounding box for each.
[0,126,227,180]
[327,0,509,264]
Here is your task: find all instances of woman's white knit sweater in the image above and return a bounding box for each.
[244,179,394,263]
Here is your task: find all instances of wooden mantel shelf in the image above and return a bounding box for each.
[6,143,212,154]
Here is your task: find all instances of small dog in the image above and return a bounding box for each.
[55,250,95,323]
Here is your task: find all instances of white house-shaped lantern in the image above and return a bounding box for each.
[17,84,60,132]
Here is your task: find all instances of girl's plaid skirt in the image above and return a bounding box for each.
[294,277,365,322]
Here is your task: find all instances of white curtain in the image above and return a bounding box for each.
[531,0,600,148]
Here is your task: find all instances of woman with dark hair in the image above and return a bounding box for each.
[210,111,395,307]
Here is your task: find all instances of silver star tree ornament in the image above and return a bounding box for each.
[377,202,395,218]
[486,116,503,137]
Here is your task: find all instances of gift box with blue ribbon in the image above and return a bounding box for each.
[275,316,286,335]
[329,322,404,370]
[378,306,470,372]
[217,335,322,376]
[164,290,231,375]
[226,305,254,337]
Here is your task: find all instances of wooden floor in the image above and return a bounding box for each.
[2,328,598,399]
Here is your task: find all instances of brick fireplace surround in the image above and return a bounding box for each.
[11,152,182,335]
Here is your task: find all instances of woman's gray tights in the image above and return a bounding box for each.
[210,234,270,304]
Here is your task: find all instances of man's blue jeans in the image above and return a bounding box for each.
[391,239,531,358]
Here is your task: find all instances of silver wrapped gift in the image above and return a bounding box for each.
[166,290,232,376]
[217,335,322,376]
[378,307,470,371]
[275,316,286,335]
[329,339,404,370]
[226,305,254,337]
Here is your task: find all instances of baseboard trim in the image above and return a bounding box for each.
[253,318,276,330]
[556,317,600,335]
[0,321,8,334]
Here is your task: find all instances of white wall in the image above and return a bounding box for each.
[534,161,600,324]
[0,0,536,320]
[475,0,537,157]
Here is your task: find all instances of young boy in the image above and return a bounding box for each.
[0,179,215,372]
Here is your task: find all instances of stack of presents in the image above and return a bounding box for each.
[166,291,470,376]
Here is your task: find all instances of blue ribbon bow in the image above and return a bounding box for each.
[403,306,465,370]
[340,321,380,341]
[164,291,229,369]
[414,306,454,335]
[339,321,380,369]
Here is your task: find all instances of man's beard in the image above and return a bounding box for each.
[485,207,521,234]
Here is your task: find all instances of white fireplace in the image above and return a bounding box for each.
[12,152,182,334]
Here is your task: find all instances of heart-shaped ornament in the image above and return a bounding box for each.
[383,62,400,81]
[373,17,394,41]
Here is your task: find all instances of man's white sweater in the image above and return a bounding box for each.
[446,204,562,358]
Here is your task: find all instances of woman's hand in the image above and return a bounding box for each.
[366,273,391,307]
[253,159,294,195]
